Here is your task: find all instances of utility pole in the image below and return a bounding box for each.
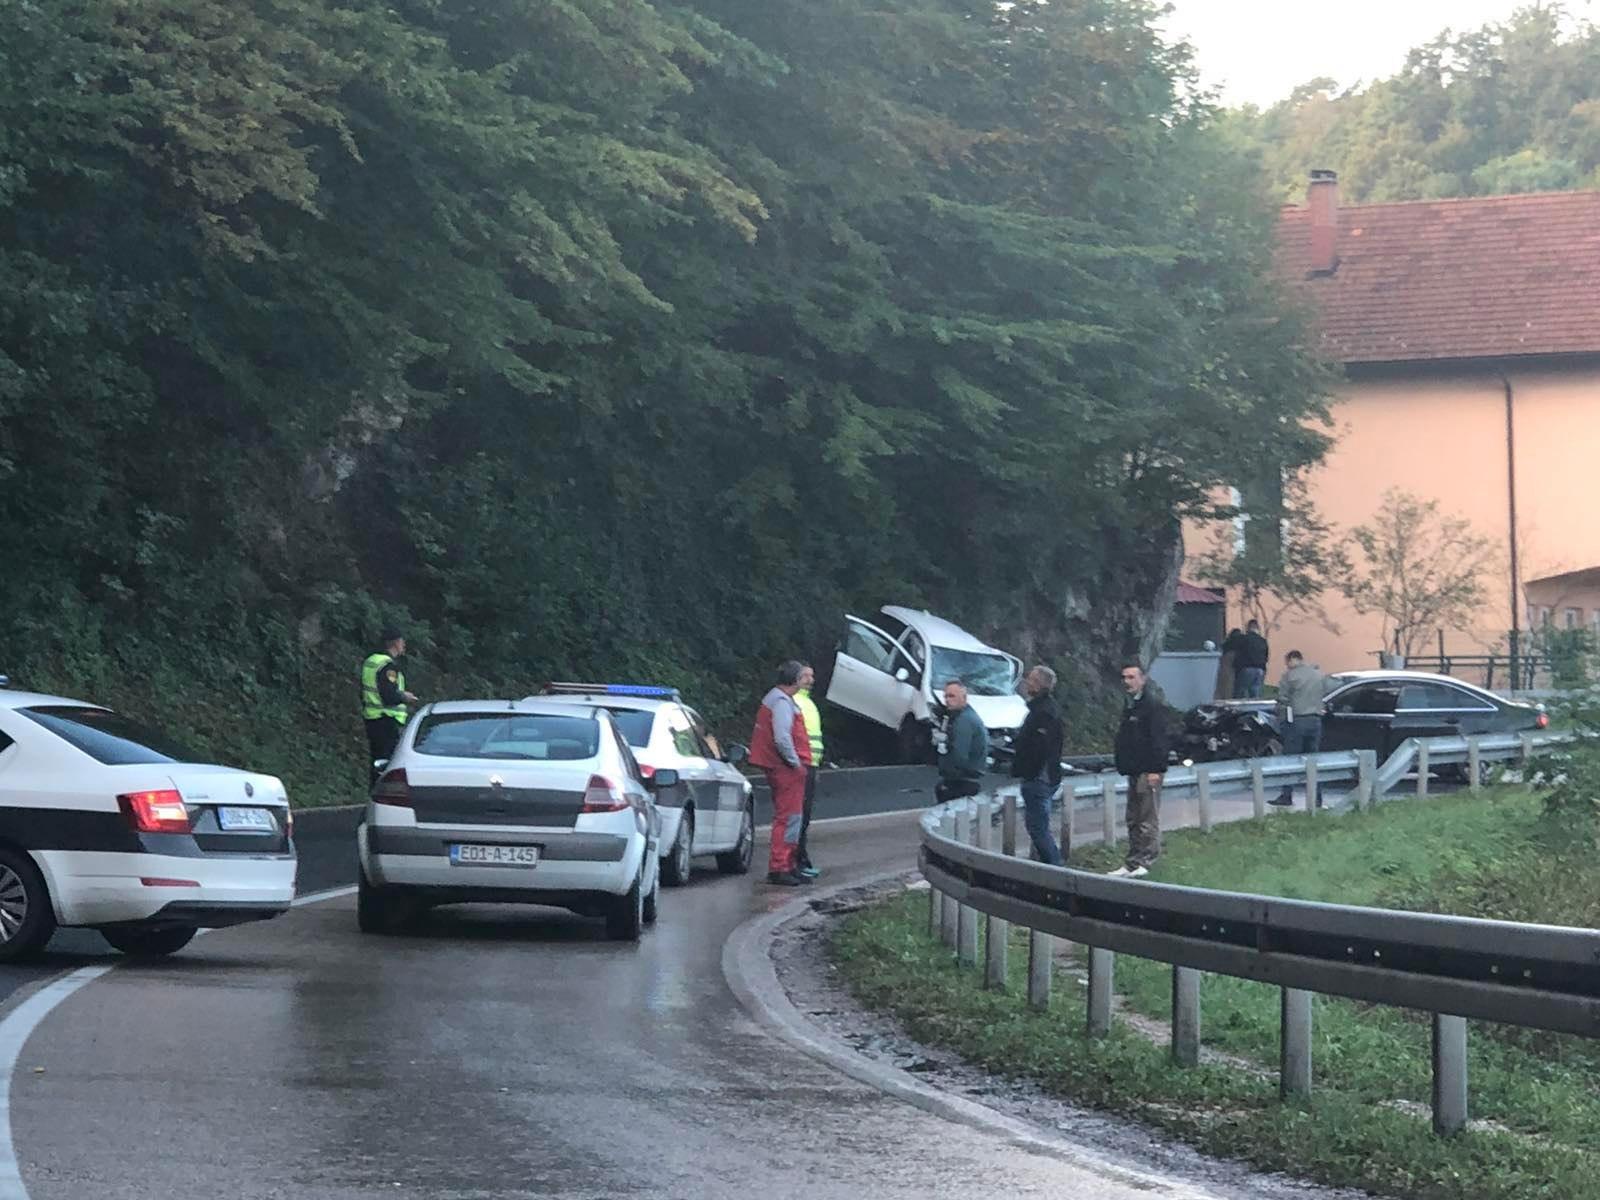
[1503,376,1521,690]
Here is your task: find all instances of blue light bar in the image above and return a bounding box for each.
[541,681,679,700]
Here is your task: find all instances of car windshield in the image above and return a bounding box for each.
[413,712,600,761]
[929,648,1018,697]
[20,706,200,765]
[602,708,655,748]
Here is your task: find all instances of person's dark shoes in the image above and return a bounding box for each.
[798,864,821,879]
[766,870,809,887]
[1268,793,1294,807]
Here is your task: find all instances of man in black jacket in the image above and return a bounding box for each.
[1228,619,1270,699]
[1111,660,1169,878]
[1012,664,1065,865]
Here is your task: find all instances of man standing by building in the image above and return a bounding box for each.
[1271,650,1330,808]
[1012,664,1065,865]
[936,678,987,804]
[748,660,813,887]
[794,664,825,879]
[1232,619,1270,699]
[1110,660,1169,878]
[361,630,418,786]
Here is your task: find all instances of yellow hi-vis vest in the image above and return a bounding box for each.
[796,688,823,763]
[361,653,407,724]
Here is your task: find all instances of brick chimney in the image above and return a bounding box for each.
[1306,169,1339,276]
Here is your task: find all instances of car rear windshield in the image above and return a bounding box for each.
[413,712,601,761]
[602,708,654,748]
[20,706,199,765]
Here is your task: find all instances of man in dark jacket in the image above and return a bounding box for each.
[1111,660,1169,877]
[1230,619,1270,699]
[1012,664,1065,864]
[935,679,987,804]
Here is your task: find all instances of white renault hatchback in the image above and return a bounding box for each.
[0,683,296,961]
[356,700,667,941]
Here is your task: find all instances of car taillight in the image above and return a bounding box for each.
[372,769,412,806]
[1537,711,1549,729]
[118,789,192,835]
[582,774,629,813]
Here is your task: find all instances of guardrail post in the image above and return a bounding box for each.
[977,799,1009,991]
[1027,928,1053,1010]
[956,806,978,967]
[1280,988,1313,1100]
[1002,791,1019,857]
[1357,750,1377,809]
[939,812,958,948]
[1087,947,1114,1038]
[1304,757,1319,814]
[1520,733,1535,765]
[1171,966,1200,1067]
[1416,741,1430,799]
[1060,783,1073,858]
[1101,775,1117,850]
[1196,765,1213,833]
[1251,760,1266,820]
[1467,738,1483,793]
[1432,1013,1469,1136]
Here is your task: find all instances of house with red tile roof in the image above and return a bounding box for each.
[1191,172,1600,683]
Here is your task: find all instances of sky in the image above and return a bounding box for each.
[1160,0,1595,108]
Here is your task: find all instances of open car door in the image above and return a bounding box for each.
[826,614,921,730]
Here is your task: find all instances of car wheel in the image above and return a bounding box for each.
[717,802,754,875]
[662,810,693,887]
[101,926,197,958]
[357,865,415,935]
[642,867,660,926]
[0,848,55,964]
[606,867,644,942]
[898,718,933,766]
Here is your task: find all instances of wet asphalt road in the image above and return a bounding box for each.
[4,809,1206,1200]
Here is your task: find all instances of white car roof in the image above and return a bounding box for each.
[0,689,103,711]
[518,692,674,712]
[880,606,1007,655]
[425,699,610,718]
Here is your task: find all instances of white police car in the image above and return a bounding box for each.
[0,680,295,960]
[533,684,754,885]
[357,699,667,941]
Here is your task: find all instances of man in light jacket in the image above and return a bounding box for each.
[1272,651,1333,807]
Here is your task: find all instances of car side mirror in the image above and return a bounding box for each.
[372,758,388,774]
[725,743,749,766]
[648,768,680,790]
[895,667,910,682]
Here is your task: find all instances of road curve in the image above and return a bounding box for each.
[4,808,1246,1200]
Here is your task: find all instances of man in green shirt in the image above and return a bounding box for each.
[936,678,988,804]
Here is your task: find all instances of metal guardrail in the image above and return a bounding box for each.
[919,730,1586,1136]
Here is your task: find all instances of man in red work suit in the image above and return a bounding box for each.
[748,660,814,887]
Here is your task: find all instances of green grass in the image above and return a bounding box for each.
[832,789,1600,1199]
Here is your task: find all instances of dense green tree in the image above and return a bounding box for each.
[1234,4,1600,202]
[0,0,1330,799]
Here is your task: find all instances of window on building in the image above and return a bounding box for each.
[1566,608,1582,630]
[1231,470,1285,567]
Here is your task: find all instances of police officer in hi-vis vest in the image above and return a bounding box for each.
[361,630,418,785]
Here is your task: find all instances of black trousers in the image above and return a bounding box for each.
[797,767,818,866]
[364,718,402,786]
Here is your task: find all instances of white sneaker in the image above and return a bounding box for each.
[1106,866,1132,877]
[1127,866,1150,879]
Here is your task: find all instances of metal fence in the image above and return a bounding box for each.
[920,730,1587,1136]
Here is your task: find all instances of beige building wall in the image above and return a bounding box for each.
[1186,362,1600,680]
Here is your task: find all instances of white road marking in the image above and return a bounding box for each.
[0,886,354,1199]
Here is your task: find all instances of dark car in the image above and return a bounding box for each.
[1316,671,1547,774]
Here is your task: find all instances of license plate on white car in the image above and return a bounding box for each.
[449,844,540,868]
[217,806,277,832]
